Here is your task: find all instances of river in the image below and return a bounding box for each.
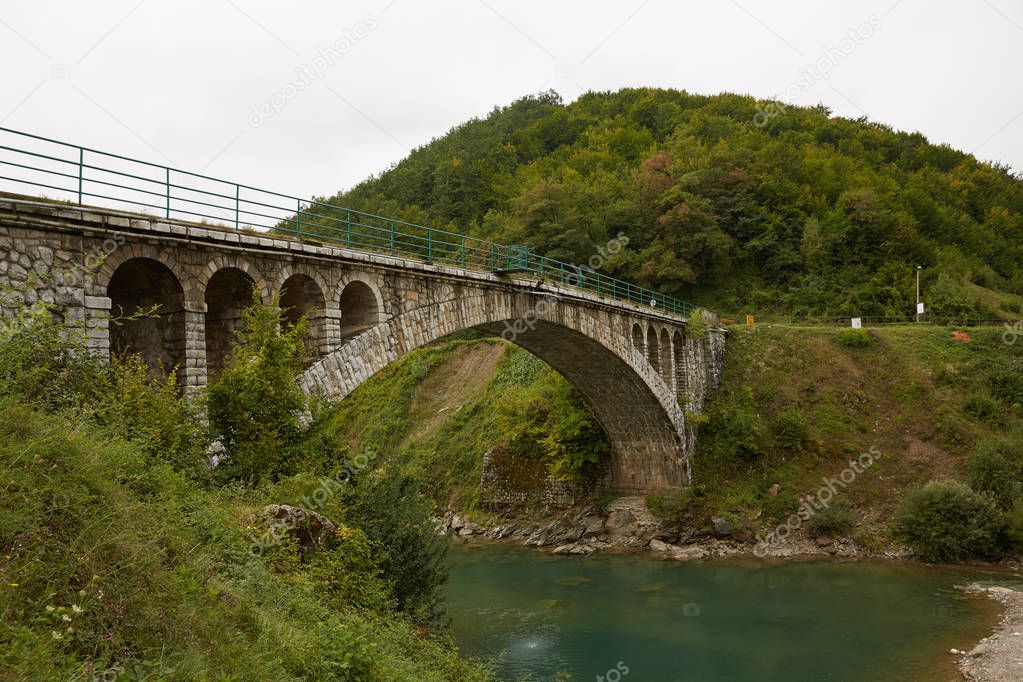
[445,543,1014,681]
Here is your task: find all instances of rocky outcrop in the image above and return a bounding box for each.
[250,504,337,555]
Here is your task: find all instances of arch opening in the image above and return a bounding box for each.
[659,327,672,386]
[339,280,380,344]
[631,323,644,352]
[280,274,327,363]
[107,257,186,381]
[205,267,256,375]
[673,330,687,402]
[646,325,660,373]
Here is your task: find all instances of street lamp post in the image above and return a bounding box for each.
[915,266,922,323]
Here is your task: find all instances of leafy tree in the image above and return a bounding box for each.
[207,291,308,479]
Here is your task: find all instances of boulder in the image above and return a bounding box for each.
[581,515,605,538]
[255,504,336,555]
[767,483,781,497]
[553,542,595,555]
[710,515,733,538]
[605,509,638,537]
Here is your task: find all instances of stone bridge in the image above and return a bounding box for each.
[0,196,725,492]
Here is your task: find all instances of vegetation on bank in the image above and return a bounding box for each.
[653,323,1023,561]
[0,302,492,681]
[312,88,1022,321]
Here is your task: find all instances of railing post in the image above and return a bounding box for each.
[77,147,83,205]
[346,209,352,247]
[461,237,466,268]
[595,271,601,295]
[296,199,302,239]
[427,226,433,262]
[165,167,170,218]
[390,221,395,255]
[234,184,240,229]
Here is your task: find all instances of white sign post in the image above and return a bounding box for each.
[917,302,925,315]
[851,317,862,329]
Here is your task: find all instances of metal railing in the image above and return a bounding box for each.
[0,127,699,318]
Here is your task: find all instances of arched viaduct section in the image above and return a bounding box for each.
[0,197,725,493]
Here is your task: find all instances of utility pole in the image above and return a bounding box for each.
[915,266,922,322]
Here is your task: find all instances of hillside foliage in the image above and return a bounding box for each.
[314,88,1022,320]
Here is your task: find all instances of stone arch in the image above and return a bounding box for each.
[646,325,660,373]
[673,329,688,401]
[631,322,644,352]
[337,278,383,344]
[107,257,186,381]
[196,255,269,303]
[93,242,192,299]
[280,272,327,362]
[302,289,691,492]
[659,327,672,386]
[204,267,256,375]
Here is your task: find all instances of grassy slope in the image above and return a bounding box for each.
[681,324,1022,544]
[319,337,554,512]
[322,325,1021,547]
[0,399,490,681]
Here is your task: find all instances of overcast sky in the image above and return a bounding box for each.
[2,0,1022,203]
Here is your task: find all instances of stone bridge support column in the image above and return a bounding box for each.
[83,295,111,360]
[321,305,343,356]
[182,301,207,392]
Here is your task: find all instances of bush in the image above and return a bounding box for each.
[344,466,450,624]
[808,498,856,538]
[836,328,871,348]
[893,480,1005,561]
[772,406,809,451]
[702,386,764,460]
[207,292,308,479]
[964,393,1006,427]
[969,444,1021,510]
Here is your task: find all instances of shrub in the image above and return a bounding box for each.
[969,444,1021,510]
[893,480,1005,561]
[808,498,856,538]
[964,393,1006,427]
[836,328,871,348]
[344,466,449,625]
[207,292,308,479]
[702,386,764,461]
[987,365,1023,405]
[495,370,610,480]
[772,406,809,450]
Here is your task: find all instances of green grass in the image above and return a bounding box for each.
[693,324,1023,535]
[0,398,491,681]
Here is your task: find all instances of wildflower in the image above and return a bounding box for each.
[8,583,17,587]
[45,605,55,612]
[78,589,86,597]
[50,630,62,640]
[71,604,82,613]
[61,614,71,622]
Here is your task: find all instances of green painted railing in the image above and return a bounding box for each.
[0,127,699,318]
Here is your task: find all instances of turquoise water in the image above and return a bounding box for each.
[445,544,1012,681]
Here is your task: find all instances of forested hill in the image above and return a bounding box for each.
[322,88,1023,320]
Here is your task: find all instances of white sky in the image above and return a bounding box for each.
[2,0,1022,202]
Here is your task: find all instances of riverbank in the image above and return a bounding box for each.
[959,585,1023,681]
[438,496,917,562]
